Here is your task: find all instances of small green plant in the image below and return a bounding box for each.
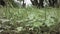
[0,7,60,34]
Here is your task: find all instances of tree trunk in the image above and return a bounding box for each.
[22,0,25,7]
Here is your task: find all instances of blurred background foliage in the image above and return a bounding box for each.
[0,0,60,34]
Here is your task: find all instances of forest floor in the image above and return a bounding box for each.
[0,7,60,34]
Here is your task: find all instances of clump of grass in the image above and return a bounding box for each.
[0,7,60,34]
[0,7,60,26]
